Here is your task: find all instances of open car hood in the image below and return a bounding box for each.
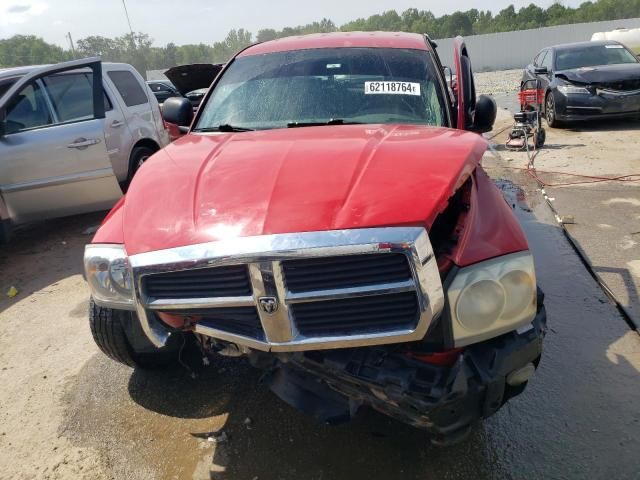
[164,63,224,96]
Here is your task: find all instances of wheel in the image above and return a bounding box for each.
[127,145,156,183]
[535,128,546,148]
[89,299,179,369]
[545,92,560,128]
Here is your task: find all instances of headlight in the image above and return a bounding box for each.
[448,252,536,347]
[557,85,590,95]
[84,244,135,309]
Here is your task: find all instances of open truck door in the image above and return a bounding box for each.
[0,58,122,224]
[453,37,496,133]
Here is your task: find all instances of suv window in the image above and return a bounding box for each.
[5,82,53,133]
[42,72,94,122]
[107,70,148,107]
[41,72,113,121]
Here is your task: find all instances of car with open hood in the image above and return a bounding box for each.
[522,40,640,127]
[84,32,546,446]
[164,63,223,109]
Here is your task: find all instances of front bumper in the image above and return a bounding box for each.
[555,88,640,122]
[267,298,547,444]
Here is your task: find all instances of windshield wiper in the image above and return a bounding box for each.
[194,124,254,132]
[287,119,363,128]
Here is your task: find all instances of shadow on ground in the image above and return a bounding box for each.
[0,212,106,315]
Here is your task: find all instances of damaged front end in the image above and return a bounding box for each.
[103,163,545,445]
[554,71,640,120]
[259,293,545,445]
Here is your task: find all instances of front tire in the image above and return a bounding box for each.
[545,92,561,128]
[89,299,178,369]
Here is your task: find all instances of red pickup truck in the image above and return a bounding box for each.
[84,32,546,446]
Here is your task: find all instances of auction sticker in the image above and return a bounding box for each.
[365,81,421,96]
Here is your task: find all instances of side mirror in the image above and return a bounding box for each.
[470,94,496,134]
[534,66,549,75]
[162,97,193,130]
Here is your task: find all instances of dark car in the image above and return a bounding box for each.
[146,80,181,104]
[522,40,640,127]
[164,63,223,109]
[184,87,208,108]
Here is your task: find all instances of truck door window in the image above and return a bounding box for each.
[107,70,148,107]
[4,82,53,134]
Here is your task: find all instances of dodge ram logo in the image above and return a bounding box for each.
[259,296,279,314]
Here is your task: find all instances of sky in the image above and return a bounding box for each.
[0,0,584,47]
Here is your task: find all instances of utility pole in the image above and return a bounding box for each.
[66,32,77,59]
[121,0,136,48]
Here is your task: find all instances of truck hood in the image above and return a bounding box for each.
[123,124,487,255]
[556,63,640,87]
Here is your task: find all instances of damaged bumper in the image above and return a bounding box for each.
[266,296,547,444]
[555,88,640,121]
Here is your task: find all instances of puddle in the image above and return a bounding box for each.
[494,178,541,212]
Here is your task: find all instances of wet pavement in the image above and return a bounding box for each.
[487,100,640,331]
[54,179,640,479]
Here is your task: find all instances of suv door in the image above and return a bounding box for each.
[0,58,122,223]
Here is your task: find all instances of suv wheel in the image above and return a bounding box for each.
[89,299,179,369]
[127,145,156,184]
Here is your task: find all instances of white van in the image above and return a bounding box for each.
[0,58,170,242]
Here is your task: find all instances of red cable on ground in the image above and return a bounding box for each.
[494,135,640,187]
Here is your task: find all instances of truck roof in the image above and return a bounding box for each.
[239,31,431,57]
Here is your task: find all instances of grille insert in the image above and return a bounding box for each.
[292,291,419,336]
[165,307,264,340]
[143,265,251,299]
[282,253,412,293]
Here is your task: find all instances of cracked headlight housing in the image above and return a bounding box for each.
[84,244,135,310]
[448,252,537,347]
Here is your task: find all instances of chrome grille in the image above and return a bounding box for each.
[281,253,412,292]
[130,228,445,352]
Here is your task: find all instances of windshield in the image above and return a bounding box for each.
[195,47,448,131]
[555,44,639,70]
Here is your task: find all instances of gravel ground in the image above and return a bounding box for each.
[474,69,523,97]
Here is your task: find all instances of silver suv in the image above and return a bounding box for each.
[0,58,169,242]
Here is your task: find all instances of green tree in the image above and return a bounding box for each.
[0,35,69,67]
